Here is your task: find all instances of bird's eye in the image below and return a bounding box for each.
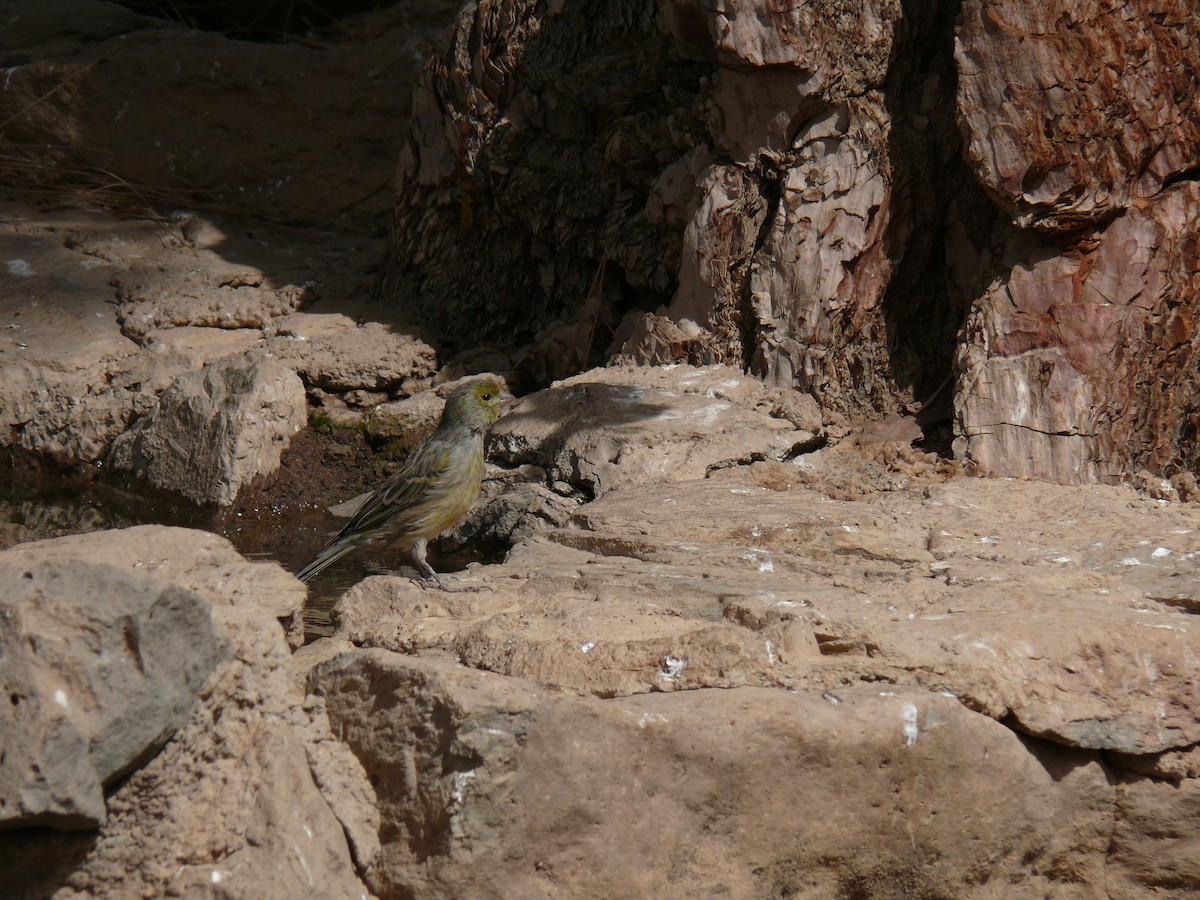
[481,392,492,401]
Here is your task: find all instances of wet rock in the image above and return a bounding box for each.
[108,355,306,507]
[310,650,1112,898]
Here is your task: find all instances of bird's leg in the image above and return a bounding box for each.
[414,557,453,591]
[408,539,487,593]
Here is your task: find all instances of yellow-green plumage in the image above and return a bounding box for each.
[296,379,509,588]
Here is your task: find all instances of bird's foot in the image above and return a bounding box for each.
[410,573,493,593]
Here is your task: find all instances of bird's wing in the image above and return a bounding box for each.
[331,440,454,541]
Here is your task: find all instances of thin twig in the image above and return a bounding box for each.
[0,57,106,135]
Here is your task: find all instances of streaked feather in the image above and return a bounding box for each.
[296,379,506,584]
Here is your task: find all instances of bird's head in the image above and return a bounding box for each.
[440,378,512,433]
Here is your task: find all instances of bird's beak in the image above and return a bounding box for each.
[498,390,517,414]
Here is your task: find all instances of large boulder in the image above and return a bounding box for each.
[322,455,1200,894]
[0,526,368,898]
[332,472,1200,759]
[0,557,227,829]
[950,0,1200,481]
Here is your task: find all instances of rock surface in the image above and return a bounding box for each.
[107,356,307,507]
[314,380,1200,894]
[950,0,1200,481]
[488,367,821,498]
[7,373,1200,896]
[0,554,227,829]
[311,650,1113,898]
[0,526,368,899]
[4,1,1200,896]
[332,469,1200,755]
[383,0,974,420]
[956,182,1200,482]
[0,203,437,502]
[0,0,462,230]
[955,0,1200,231]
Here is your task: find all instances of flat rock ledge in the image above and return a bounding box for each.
[317,463,1200,897]
[4,456,1200,896]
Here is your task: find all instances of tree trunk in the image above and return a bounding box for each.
[383,0,1200,482]
[953,0,1200,481]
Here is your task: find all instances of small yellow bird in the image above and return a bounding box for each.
[296,379,510,590]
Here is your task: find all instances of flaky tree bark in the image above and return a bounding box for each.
[383,0,976,420]
[953,0,1200,481]
[384,2,709,369]
[384,0,1200,482]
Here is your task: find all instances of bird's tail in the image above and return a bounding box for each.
[296,540,356,583]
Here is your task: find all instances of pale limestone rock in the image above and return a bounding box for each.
[114,261,304,339]
[0,219,182,463]
[261,316,437,394]
[141,325,266,367]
